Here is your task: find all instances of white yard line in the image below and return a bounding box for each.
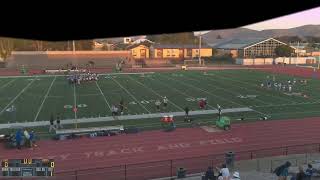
[0,79,16,90]
[111,77,151,113]
[79,93,101,97]
[33,76,57,121]
[166,75,270,117]
[95,81,111,111]
[0,79,35,115]
[73,83,77,119]
[127,75,184,111]
[150,76,216,109]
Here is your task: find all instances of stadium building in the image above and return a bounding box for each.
[129,44,213,59]
[213,38,293,58]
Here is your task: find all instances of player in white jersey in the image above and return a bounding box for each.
[163,96,168,109]
[278,83,282,90]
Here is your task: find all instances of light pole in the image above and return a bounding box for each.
[198,33,202,66]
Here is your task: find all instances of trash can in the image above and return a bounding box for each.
[225,151,235,168]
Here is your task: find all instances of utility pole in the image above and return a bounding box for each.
[73,40,76,54]
[199,33,202,66]
[296,41,299,66]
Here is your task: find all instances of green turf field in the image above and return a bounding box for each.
[0,69,320,133]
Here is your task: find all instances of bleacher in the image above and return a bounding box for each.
[6,54,128,69]
[55,125,124,140]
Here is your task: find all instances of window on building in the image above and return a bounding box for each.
[157,50,162,57]
[187,49,192,56]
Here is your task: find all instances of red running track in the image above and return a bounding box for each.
[1,117,320,179]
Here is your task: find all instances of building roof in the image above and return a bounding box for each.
[212,38,287,50]
[153,44,211,49]
[213,38,269,49]
[127,43,152,49]
[290,45,306,49]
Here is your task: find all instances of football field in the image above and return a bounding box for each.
[0,69,320,131]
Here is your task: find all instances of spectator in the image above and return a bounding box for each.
[29,131,36,148]
[305,164,314,180]
[295,166,306,180]
[23,129,30,148]
[216,164,230,180]
[204,166,215,180]
[231,172,240,180]
[279,161,291,180]
[15,129,22,150]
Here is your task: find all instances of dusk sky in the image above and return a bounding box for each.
[194,7,320,36]
[243,7,320,30]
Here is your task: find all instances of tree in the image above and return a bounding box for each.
[147,32,201,44]
[0,38,14,61]
[75,40,93,50]
[274,45,294,57]
[275,36,302,43]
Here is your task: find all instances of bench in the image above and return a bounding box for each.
[55,125,124,140]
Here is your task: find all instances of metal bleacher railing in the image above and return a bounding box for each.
[44,143,320,180]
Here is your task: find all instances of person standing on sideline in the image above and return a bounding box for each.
[199,99,205,109]
[23,129,30,148]
[49,113,56,132]
[217,104,222,120]
[15,129,22,150]
[184,106,190,122]
[119,99,125,115]
[111,105,118,116]
[305,164,314,180]
[56,114,63,129]
[288,85,292,93]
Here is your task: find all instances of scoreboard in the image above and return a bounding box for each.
[1,159,54,177]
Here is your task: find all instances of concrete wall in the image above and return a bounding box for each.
[7,53,125,69]
[12,51,130,55]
